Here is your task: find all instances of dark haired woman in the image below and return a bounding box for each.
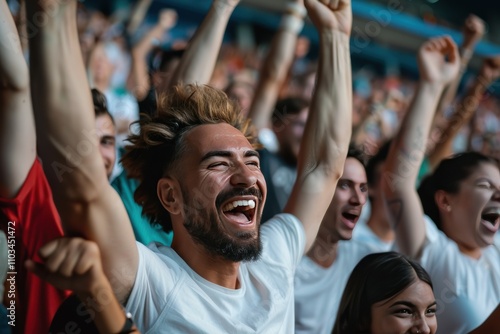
[333,252,437,334]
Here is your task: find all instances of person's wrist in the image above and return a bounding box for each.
[212,0,239,13]
[115,307,136,334]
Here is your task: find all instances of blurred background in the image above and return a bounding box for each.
[7,0,499,158]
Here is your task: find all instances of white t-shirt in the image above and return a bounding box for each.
[294,240,377,334]
[352,219,393,252]
[420,216,500,334]
[126,213,306,333]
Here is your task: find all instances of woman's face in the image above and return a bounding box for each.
[371,279,437,334]
[444,162,500,251]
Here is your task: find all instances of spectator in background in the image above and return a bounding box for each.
[92,88,173,246]
[87,41,139,149]
[333,252,437,334]
[383,35,500,333]
[295,146,378,334]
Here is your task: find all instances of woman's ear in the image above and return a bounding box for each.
[434,189,451,213]
[158,177,182,215]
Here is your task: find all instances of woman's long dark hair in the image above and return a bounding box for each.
[332,252,433,334]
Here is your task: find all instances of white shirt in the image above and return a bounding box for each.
[126,213,306,333]
[352,219,393,252]
[294,240,378,334]
[420,216,500,334]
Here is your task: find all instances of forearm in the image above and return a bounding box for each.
[167,1,235,87]
[129,51,151,101]
[300,31,351,175]
[27,1,107,202]
[429,76,486,167]
[383,83,444,258]
[126,0,153,35]
[77,279,139,333]
[247,18,301,129]
[385,83,443,187]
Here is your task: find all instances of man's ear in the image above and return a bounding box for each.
[158,177,182,215]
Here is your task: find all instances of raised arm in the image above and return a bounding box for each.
[128,9,177,101]
[126,0,153,35]
[0,1,36,198]
[246,0,305,130]
[433,15,484,124]
[428,15,486,168]
[428,56,500,169]
[283,0,352,253]
[27,0,137,301]
[382,37,460,258]
[167,0,238,87]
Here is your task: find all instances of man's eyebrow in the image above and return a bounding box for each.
[200,151,233,163]
[200,150,260,163]
[245,150,260,159]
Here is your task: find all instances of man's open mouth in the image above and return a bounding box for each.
[222,199,256,224]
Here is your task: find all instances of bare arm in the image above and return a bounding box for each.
[283,0,352,253]
[434,15,484,122]
[128,9,177,101]
[428,15,486,168]
[428,56,500,169]
[126,0,153,35]
[167,0,239,87]
[27,0,137,301]
[0,0,36,198]
[246,0,304,130]
[382,37,460,258]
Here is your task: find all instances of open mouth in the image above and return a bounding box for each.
[481,208,500,233]
[222,199,256,225]
[341,211,360,229]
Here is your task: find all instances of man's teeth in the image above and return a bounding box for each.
[223,200,256,211]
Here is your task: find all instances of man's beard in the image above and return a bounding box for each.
[181,186,263,262]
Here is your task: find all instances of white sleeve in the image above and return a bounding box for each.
[260,213,306,271]
[125,242,179,329]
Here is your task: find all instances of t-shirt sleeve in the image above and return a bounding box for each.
[260,213,306,271]
[126,242,180,329]
[419,215,451,266]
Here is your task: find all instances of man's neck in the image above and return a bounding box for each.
[171,238,241,289]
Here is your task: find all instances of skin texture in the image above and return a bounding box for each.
[438,162,500,256]
[371,280,437,334]
[160,123,267,267]
[95,114,116,179]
